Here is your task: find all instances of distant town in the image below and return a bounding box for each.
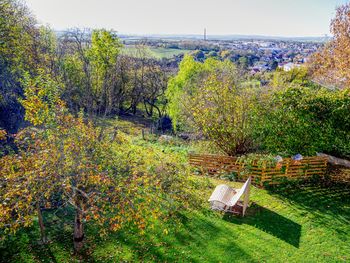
[118,33,326,72]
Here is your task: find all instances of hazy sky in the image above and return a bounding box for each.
[25,0,348,37]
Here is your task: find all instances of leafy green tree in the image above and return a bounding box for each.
[60,29,122,116]
[166,55,203,129]
[189,74,261,155]
[88,29,122,115]
[166,55,258,155]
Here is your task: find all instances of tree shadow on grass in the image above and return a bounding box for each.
[266,182,350,240]
[0,207,76,263]
[0,225,63,263]
[28,242,59,263]
[223,203,301,248]
[90,213,255,263]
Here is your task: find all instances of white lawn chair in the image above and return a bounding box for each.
[208,177,251,216]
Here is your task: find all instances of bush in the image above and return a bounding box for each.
[257,86,350,158]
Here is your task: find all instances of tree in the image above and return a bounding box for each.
[59,31,169,118]
[190,75,261,155]
[166,55,204,130]
[142,61,168,118]
[309,3,350,88]
[59,28,123,116]
[1,72,196,252]
[272,67,313,88]
[166,55,258,155]
[59,28,94,113]
[0,73,67,243]
[238,56,249,70]
[88,29,122,116]
[0,0,57,134]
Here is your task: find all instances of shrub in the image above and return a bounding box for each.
[257,86,350,158]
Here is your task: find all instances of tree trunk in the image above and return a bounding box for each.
[144,101,152,117]
[73,208,84,253]
[112,126,118,141]
[147,100,161,118]
[37,202,47,244]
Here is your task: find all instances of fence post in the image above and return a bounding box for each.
[323,158,328,180]
[112,126,118,141]
[260,161,266,187]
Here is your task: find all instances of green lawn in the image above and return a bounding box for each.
[1,178,349,262]
[1,119,350,262]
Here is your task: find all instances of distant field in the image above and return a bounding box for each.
[122,46,192,59]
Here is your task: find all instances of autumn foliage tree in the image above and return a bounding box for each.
[0,72,195,253]
[309,3,350,88]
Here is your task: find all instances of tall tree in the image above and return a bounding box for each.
[0,0,57,134]
[88,29,122,115]
[309,3,350,88]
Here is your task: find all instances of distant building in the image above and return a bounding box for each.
[280,62,301,71]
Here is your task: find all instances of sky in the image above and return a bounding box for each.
[25,0,349,37]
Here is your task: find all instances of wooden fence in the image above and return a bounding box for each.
[189,153,328,186]
[328,166,350,183]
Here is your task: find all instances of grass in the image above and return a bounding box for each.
[1,118,350,262]
[2,179,349,262]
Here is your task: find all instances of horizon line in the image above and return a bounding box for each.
[53,28,329,39]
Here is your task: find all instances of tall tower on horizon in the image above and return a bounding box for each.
[204,28,207,41]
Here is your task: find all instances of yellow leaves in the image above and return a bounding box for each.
[0,129,6,141]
